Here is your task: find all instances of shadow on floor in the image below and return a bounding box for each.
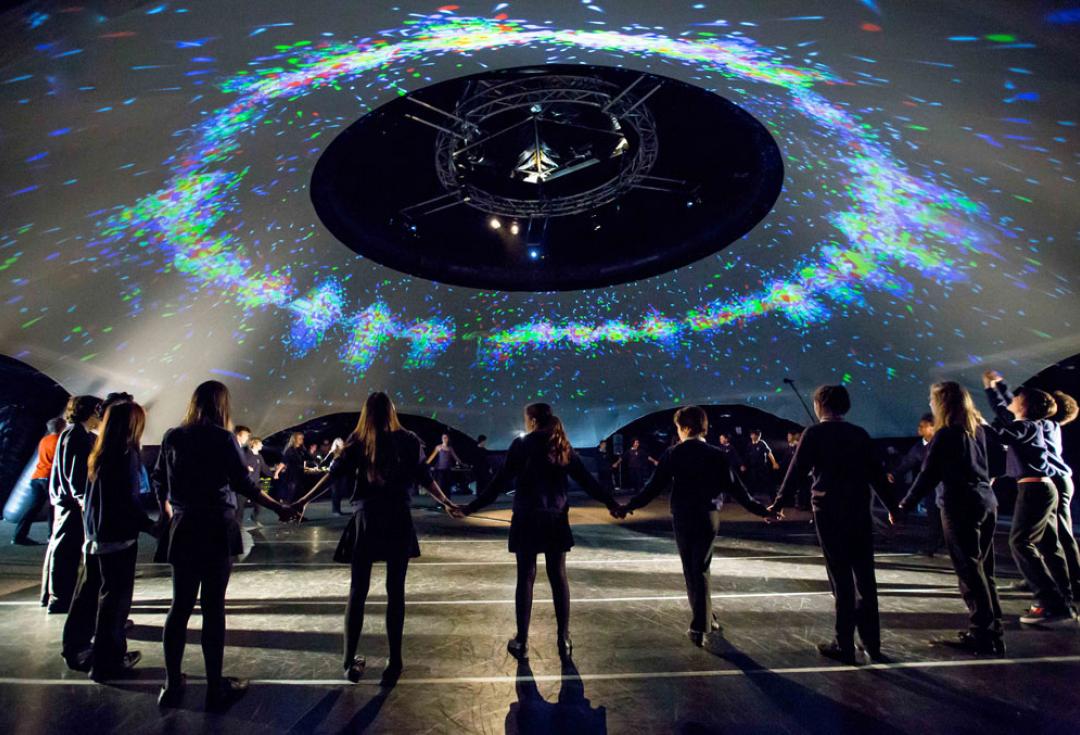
[505,658,606,735]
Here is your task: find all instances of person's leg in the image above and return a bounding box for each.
[344,556,374,668]
[850,518,881,653]
[45,505,83,611]
[943,507,998,639]
[1053,476,1080,600]
[815,512,856,652]
[163,563,201,691]
[384,557,409,667]
[980,510,1004,638]
[925,499,945,555]
[41,505,58,605]
[1009,481,1068,611]
[14,479,46,543]
[92,545,138,674]
[514,552,539,644]
[673,513,717,635]
[198,556,233,692]
[544,551,570,642]
[61,551,102,663]
[1035,484,1071,605]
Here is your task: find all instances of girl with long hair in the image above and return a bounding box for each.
[66,400,155,680]
[152,380,296,710]
[898,381,1004,655]
[292,392,458,686]
[459,403,620,661]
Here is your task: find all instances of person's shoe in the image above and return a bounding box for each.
[687,629,705,647]
[46,600,70,615]
[206,676,248,712]
[62,649,93,673]
[380,660,403,688]
[11,537,42,546]
[506,638,529,660]
[817,641,858,665]
[856,643,887,662]
[557,635,573,661]
[1020,605,1074,626]
[930,631,1005,656]
[345,656,366,683]
[90,651,142,682]
[157,674,187,708]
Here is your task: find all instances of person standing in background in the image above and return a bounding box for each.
[427,433,461,495]
[472,435,492,496]
[596,439,616,494]
[326,438,351,514]
[15,417,66,546]
[744,429,780,499]
[1045,391,1080,604]
[612,438,657,493]
[888,414,944,556]
[237,431,282,524]
[41,395,102,614]
[280,432,310,504]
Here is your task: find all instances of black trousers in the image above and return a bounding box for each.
[1009,479,1070,610]
[64,544,138,671]
[673,511,721,633]
[924,502,945,554]
[814,510,880,652]
[1051,475,1080,600]
[163,556,233,690]
[41,503,83,609]
[330,477,350,514]
[14,478,50,542]
[344,556,409,669]
[941,505,1002,640]
[63,548,102,661]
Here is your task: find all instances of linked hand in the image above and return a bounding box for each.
[610,505,630,520]
[447,505,468,520]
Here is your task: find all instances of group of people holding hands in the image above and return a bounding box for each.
[33,365,1077,712]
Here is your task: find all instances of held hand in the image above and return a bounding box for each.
[447,504,468,520]
[276,502,301,523]
[886,473,896,484]
[762,511,781,525]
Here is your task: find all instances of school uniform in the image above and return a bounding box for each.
[773,419,897,654]
[41,424,94,612]
[901,426,1002,642]
[744,440,775,497]
[1044,420,1080,600]
[893,439,944,554]
[624,438,771,634]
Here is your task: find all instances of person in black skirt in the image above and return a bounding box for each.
[152,381,296,711]
[616,406,778,648]
[458,403,621,661]
[291,392,459,686]
[768,385,898,664]
[895,381,1004,655]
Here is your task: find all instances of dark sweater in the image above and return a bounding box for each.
[84,450,155,549]
[151,424,261,512]
[900,425,995,512]
[625,438,770,517]
[772,419,896,514]
[466,431,616,515]
[48,423,95,508]
[327,430,433,507]
[983,385,1052,479]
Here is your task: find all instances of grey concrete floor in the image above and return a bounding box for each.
[0,497,1078,734]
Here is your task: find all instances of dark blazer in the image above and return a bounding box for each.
[466,431,616,515]
[625,438,770,517]
[48,423,95,508]
[84,450,155,548]
[900,425,995,513]
[151,424,261,512]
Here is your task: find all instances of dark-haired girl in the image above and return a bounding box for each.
[459,403,621,661]
[152,380,296,710]
[293,392,458,686]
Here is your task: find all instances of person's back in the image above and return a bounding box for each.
[154,424,245,512]
[657,440,738,515]
[84,449,151,551]
[505,431,578,514]
[50,423,95,508]
[929,425,994,510]
[786,420,884,515]
[340,429,425,508]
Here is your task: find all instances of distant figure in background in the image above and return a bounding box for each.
[473,435,492,496]
[596,439,616,494]
[780,430,811,511]
[15,417,66,546]
[716,433,742,472]
[612,438,657,493]
[769,385,898,664]
[888,414,944,556]
[153,381,295,711]
[744,429,780,499]
[64,400,156,680]
[239,432,282,524]
[280,432,310,504]
[896,382,1004,656]
[41,395,102,614]
[1046,391,1080,602]
[326,437,351,514]
[427,433,461,495]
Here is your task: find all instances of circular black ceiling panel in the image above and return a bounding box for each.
[311,64,783,292]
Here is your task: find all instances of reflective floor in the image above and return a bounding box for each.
[1,498,1079,734]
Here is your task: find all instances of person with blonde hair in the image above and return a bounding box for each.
[458,403,620,661]
[292,392,458,686]
[897,381,1004,655]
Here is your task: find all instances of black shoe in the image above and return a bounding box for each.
[206,677,248,712]
[380,661,403,688]
[711,615,724,636]
[345,656,366,683]
[157,674,187,708]
[930,631,1005,657]
[11,537,42,546]
[687,630,705,647]
[817,641,858,665]
[557,635,573,661]
[63,649,93,673]
[857,643,887,662]
[507,638,529,660]
[91,651,141,682]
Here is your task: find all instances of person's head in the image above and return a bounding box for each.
[749,429,762,443]
[524,403,572,466]
[182,380,231,429]
[1008,387,1057,421]
[350,392,403,484]
[929,381,982,437]
[598,439,607,450]
[441,433,450,446]
[288,432,305,449]
[65,395,103,429]
[787,430,801,445]
[102,392,134,413]
[249,437,264,453]
[719,433,731,446]
[1052,391,1079,426]
[307,443,317,454]
[46,417,66,435]
[234,425,252,447]
[813,385,851,420]
[477,434,488,447]
[673,406,708,442]
[88,401,146,482]
[630,438,641,450]
[917,413,935,440]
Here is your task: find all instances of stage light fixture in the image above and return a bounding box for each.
[489,217,502,230]
[510,222,520,235]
